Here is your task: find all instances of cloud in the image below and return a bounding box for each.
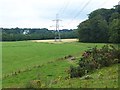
[0,0,119,29]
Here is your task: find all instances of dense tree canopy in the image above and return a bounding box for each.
[77,5,120,43]
[109,19,120,43]
[1,28,77,41]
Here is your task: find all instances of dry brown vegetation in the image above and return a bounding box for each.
[31,39,78,43]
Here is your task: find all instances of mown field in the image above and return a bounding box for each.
[2,40,119,88]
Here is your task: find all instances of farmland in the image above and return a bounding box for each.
[2,40,118,88]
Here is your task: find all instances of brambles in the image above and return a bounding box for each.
[70,45,120,78]
[70,66,78,78]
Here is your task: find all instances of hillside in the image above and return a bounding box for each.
[51,64,119,88]
[2,41,119,88]
[3,55,119,88]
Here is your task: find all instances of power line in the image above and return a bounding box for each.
[96,0,109,8]
[60,0,71,17]
[68,0,86,16]
[73,0,91,19]
[50,0,91,29]
[53,0,109,29]
[63,0,92,27]
[56,0,72,19]
[57,1,67,15]
[65,0,112,27]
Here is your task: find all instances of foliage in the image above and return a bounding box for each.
[52,64,118,88]
[78,15,109,43]
[89,8,114,21]
[1,28,77,41]
[70,45,120,78]
[109,19,120,43]
[77,20,91,42]
[77,5,120,43]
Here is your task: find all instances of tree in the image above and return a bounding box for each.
[109,19,120,43]
[109,12,120,22]
[77,5,120,43]
[77,15,109,43]
[89,15,109,43]
[2,28,77,41]
[114,5,120,13]
[89,8,114,21]
[77,20,91,42]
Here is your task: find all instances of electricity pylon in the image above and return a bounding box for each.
[52,14,62,42]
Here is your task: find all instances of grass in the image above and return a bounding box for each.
[51,64,118,88]
[2,41,105,75]
[2,60,70,88]
[2,59,118,88]
[2,41,118,88]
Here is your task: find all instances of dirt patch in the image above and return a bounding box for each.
[64,55,76,60]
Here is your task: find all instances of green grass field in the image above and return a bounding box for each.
[2,41,118,88]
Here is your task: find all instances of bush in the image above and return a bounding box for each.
[70,66,78,78]
[69,45,119,78]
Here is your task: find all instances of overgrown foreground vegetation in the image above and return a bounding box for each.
[2,41,119,88]
[70,45,120,78]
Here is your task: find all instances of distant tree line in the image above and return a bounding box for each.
[1,28,77,41]
[77,5,120,43]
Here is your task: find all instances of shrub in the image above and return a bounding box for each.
[69,45,119,78]
[70,66,78,78]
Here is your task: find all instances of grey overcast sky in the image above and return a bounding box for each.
[0,0,119,29]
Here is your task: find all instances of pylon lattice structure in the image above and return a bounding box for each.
[53,14,62,42]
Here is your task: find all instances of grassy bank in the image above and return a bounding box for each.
[2,41,118,88]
